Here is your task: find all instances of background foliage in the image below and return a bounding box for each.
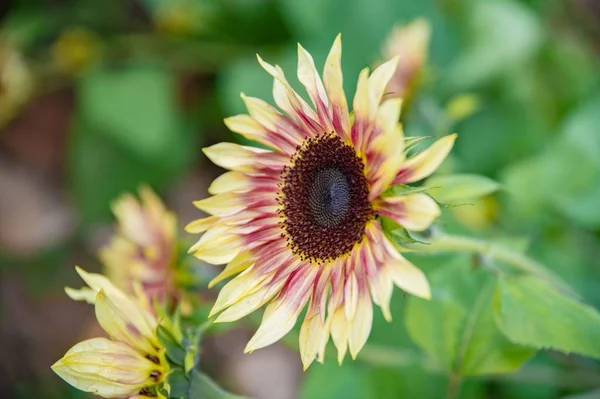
[1,0,599,398]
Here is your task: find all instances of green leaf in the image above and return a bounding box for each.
[157,325,186,366]
[300,362,369,399]
[494,275,600,359]
[78,64,192,162]
[425,174,500,204]
[164,368,189,397]
[189,371,246,399]
[405,256,535,376]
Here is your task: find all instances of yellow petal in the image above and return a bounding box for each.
[215,279,284,323]
[202,142,269,172]
[95,290,160,356]
[329,306,349,365]
[344,271,358,321]
[244,267,317,353]
[224,114,268,144]
[367,56,400,111]
[368,123,406,200]
[377,192,441,231]
[398,134,457,183]
[348,295,373,360]
[368,272,394,322]
[185,216,219,234]
[241,93,281,132]
[52,338,159,399]
[323,34,350,138]
[352,67,371,120]
[209,268,268,317]
[65,287,97,304]
[192,193,245,216]
[386,257,431,299]
[297,43,331,129]
[208,251,255,288]
[299,314,330,370]
[189,226,241,264]
[208,171,249,195]
[256,55,317,130]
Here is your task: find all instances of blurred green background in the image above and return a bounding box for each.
[1,0,599,398]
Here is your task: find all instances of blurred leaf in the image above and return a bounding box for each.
[300,362,369,399]
[494,275,600,359]
[189,371,245,399]
[406,256,535,376]
[503,93,600,227]
[366,366,445,399]
[70,63,197,221]
[426,174,500,204]
[165,369,242,399]
[79,64,190,161]
[446,0,542,89]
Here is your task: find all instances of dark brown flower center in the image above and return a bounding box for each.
[278,133,373,263]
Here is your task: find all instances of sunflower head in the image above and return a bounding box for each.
[188,35,456,369]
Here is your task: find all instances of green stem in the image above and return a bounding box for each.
[408,233,575,296]
[446,372,462,399]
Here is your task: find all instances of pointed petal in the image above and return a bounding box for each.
[95,290,159,355]
[202,142,270,172]
[329,306,349,365]
[367,110,406,199]
[348,294,373,359]
[394,134,457,184]
[299,314,330,370]
[323,34,350,139]
[208,251,254,288]
[192,193,246,216]
[375,192,441,231]
[297,43,332,131]
[215,277,284,323]
[386,257,431,299]
[368,270,394,322]
[209,269,269,317]
[244,267,318,352]
[185,216,219,234]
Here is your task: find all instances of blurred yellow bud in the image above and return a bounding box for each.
[101,186,177,302]
[446,94,481,122]
[52,338,164,399]
[0,42,33,126]
[382,18,431,100]
[155,2,204,36]
[51,27,100,74]
[452,195,499,231]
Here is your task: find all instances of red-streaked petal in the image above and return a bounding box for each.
[323,34,350,140]
[393,134,457,184]
[375,193,441,231]
[245,266,318,352]
[297,43,333,132]
[224,114,298,154]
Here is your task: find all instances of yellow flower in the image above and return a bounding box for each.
[0,41,33,126]
[381,19,431,100]
[53,267,167,398]
[51,27,100,75]
[187,35,456,369]
[100,186,177,301]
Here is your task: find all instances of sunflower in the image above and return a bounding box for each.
[187,35,456,369]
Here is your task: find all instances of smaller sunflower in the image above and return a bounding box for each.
[188,35,456,369]
[53,267,167,398]
[101,186,177,302]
